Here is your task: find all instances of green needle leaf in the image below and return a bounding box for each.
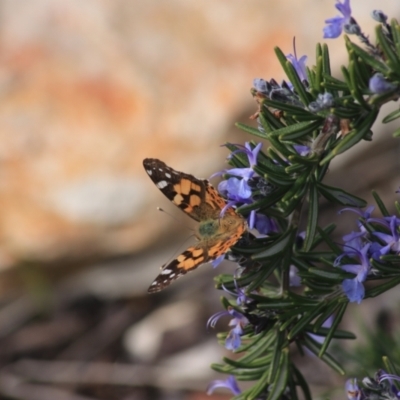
[304,182,319,251]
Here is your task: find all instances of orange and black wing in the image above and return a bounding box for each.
[143,158,245,293]
[147,243,210,293]
[143,158,215,222]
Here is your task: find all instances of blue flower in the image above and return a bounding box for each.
[221,280,251,306]
[371,10,388,23]
[340,243,371,304]
[369,73,397,94]
[286,53,308,82]
[319,92,334,107]
[323,0,352,39]
[376,370,400,399]
[218,142,262,182]
[217,142,263,212]
[378,371,400,383]
[342,231,367,255]
[249,211,278,236]
[289,265,302,287]
[218,177,252,202]
[207,375,241,396]
[338,205,374,220]
[368,241,384,260]
[208,307,249,351]
[338,207,373,242]
[342,278,365,304]
[217,143,280,236]
[347,370,400,400]
[372,215,400,255]
[293,144,311,156]
[230,142,262,170]
[253,78,269,94]
[308,92,334,112]
[345,378,361,400]
[337,206,400,260]
[211,254,225,268]
[341,229,383,261]
[225,321,244,350]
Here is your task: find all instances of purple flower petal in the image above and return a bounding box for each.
[336,0,351,17]
[342,278,365,304]
[253,78,268,94]
[207,375,241,396]
[345,378,361,400]
[207,310,229,328]
[245,142,263,167]
[286,53,308,82]
[293,144,311,156]
[323,0,352,39]
[211,254,225,268]
[225,329,242,350]
[323,17,345,38]
[255,213,276,235]
[289,265,302,287]
[369,73,397,94]
[219,177,252,201]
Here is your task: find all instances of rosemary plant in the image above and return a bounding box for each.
[205,1,400,399]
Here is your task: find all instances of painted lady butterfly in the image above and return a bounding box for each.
[143,158,246,293]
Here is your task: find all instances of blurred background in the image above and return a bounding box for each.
[0,1,400,399]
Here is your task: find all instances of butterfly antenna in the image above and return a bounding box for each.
[156,207,199,269]
[157,207,195,234]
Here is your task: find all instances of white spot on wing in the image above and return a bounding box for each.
[161,268,172,275]
[157,180,168,189]
[165,172,171,178]
[146,169,153,176]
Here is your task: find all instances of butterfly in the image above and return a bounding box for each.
[143,158,246,293]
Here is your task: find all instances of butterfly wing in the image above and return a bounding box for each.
[147,243,211,293]
[144,158,246,293]
[143,158,216,221]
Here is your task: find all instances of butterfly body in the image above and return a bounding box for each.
[143,158,246,293]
